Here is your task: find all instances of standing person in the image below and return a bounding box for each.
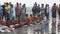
[40,4,45,18]
[40,4,45,34]
[15,3,20,18]
[0,4,3,16]
[21,4,26,17]
[32,2,37,16]
[58,4,60,19]
[21,4,26,21]
[9,2,13,19]
[37,4,40,15]
[45,4,50,20]
[44,4,50,34]
[52,3,58,18]
[5,3,10,20]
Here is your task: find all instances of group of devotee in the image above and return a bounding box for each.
[0,2,60,33]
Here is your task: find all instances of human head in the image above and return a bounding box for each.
[16,2,19,7]
[23,4,26,7]
[34,2,37,6]
[35,2,37,5]
[45,4,49,7]
[30,14,32,17]
[6,2,8,6]
[20,3,21,5]
[53,3,56,6]
[26,14,28,17]
[41,4,44,7]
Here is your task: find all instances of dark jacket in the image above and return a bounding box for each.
[45,7,49,14]
[37,6,40,13]
[32,6,37,13]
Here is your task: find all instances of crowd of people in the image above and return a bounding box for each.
[0,2,60,32]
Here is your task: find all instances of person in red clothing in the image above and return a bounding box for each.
[15,3,20,18]
[52,3,58,18]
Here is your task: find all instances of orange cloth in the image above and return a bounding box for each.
[28,16,32,22]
